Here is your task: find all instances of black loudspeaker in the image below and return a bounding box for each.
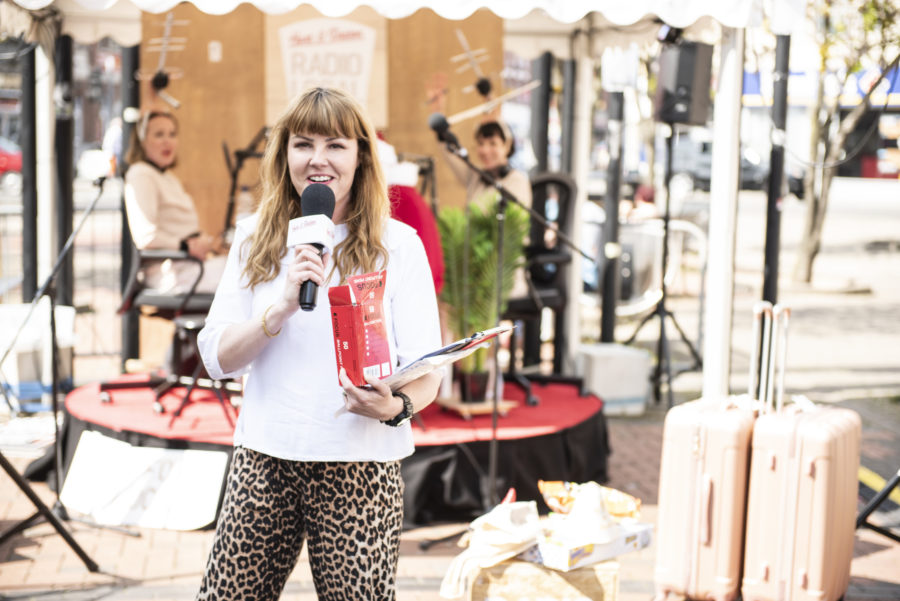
[655,41,713,126]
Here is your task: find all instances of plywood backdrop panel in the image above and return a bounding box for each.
[386,9,504,210]
[137,6,501,229]
[263,6,388,129]
[140,4,265,239]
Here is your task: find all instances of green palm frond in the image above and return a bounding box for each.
[438,200,529,372]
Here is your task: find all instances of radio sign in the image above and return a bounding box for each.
[280,19,376,107]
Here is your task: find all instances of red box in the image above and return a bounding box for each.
[328,270,392,387]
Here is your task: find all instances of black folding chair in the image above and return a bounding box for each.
[502,172,585,405]
[99,237,237,426]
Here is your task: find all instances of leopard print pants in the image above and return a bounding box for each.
[196,446,404,600]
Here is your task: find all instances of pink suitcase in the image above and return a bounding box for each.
[653,304,772,601]
[741,307,861,601]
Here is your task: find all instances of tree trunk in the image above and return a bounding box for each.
[795,184,821,283]
[793,67,826,283]
[794,50,900,284]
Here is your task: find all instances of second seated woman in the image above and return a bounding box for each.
[443,119,532,211]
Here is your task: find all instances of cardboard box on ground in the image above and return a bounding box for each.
[470,559,620,601]
[576,343,651,416]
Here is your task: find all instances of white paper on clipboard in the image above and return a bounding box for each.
[381,324,513,391]
[333,324,513,418]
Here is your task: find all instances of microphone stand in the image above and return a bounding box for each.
[0,178,123,573]
[419,140,597,551]
[439,139,596,509]
[419,137,598,551]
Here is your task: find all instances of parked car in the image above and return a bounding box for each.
[585,167,642,201]
[786,165,806,199]
[671,139,769,191]
[0,136,22,193]
[672,138,810,199]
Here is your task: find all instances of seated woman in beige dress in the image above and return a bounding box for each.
[123,111,226,294]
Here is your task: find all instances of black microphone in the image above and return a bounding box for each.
[296,183,335,311]
[428,113,467,157]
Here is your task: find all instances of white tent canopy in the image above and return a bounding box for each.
[11,0,804,34]
[8,0,808,399]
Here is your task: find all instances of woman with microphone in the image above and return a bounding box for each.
[195,87,442,600]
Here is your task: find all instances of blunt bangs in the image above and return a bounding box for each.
[286,88,365,141]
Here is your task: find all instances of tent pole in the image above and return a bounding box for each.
[762,34,790,305]
[701,26,745,398]
[120,45,141,368]
[22,45,38,301]
[54,35,74,308]
[600,91,624,343]
[564,52,595,373]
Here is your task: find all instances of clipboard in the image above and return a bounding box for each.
[380,324,513,391]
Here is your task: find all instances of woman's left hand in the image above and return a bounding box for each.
[338,367,403,421]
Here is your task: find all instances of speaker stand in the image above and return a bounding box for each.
[623,125,702,407]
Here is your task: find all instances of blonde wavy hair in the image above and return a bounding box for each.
[242,87,390,288]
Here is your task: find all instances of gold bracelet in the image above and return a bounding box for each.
[261,304,282,338]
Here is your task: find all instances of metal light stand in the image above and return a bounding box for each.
[623,124,702,407]
[0,450,97,571]
[0,178,119,572]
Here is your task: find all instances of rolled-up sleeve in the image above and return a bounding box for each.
[197,223,254,380]
[390,230,442,369]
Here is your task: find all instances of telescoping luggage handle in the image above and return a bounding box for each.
[749,301,773,403]
[774,305,791,413]
[759,303,791,414]
[750,302,793,413]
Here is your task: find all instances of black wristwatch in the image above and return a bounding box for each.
[382,391,414,427]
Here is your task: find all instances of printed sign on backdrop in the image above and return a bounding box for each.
[280,19,376,106]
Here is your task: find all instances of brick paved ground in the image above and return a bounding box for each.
[2,394,897,600]
[2,183,900,599]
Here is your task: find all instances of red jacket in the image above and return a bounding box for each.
[388,184,445,296]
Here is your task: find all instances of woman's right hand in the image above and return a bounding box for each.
[282,244,329,309]
[186,234,213,260]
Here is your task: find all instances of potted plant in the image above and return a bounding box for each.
[438,200,529,402]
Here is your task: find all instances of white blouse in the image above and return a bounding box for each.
[197,215,442,462]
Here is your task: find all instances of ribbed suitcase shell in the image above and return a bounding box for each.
[654,397,756,601]
[741,406,861,601]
